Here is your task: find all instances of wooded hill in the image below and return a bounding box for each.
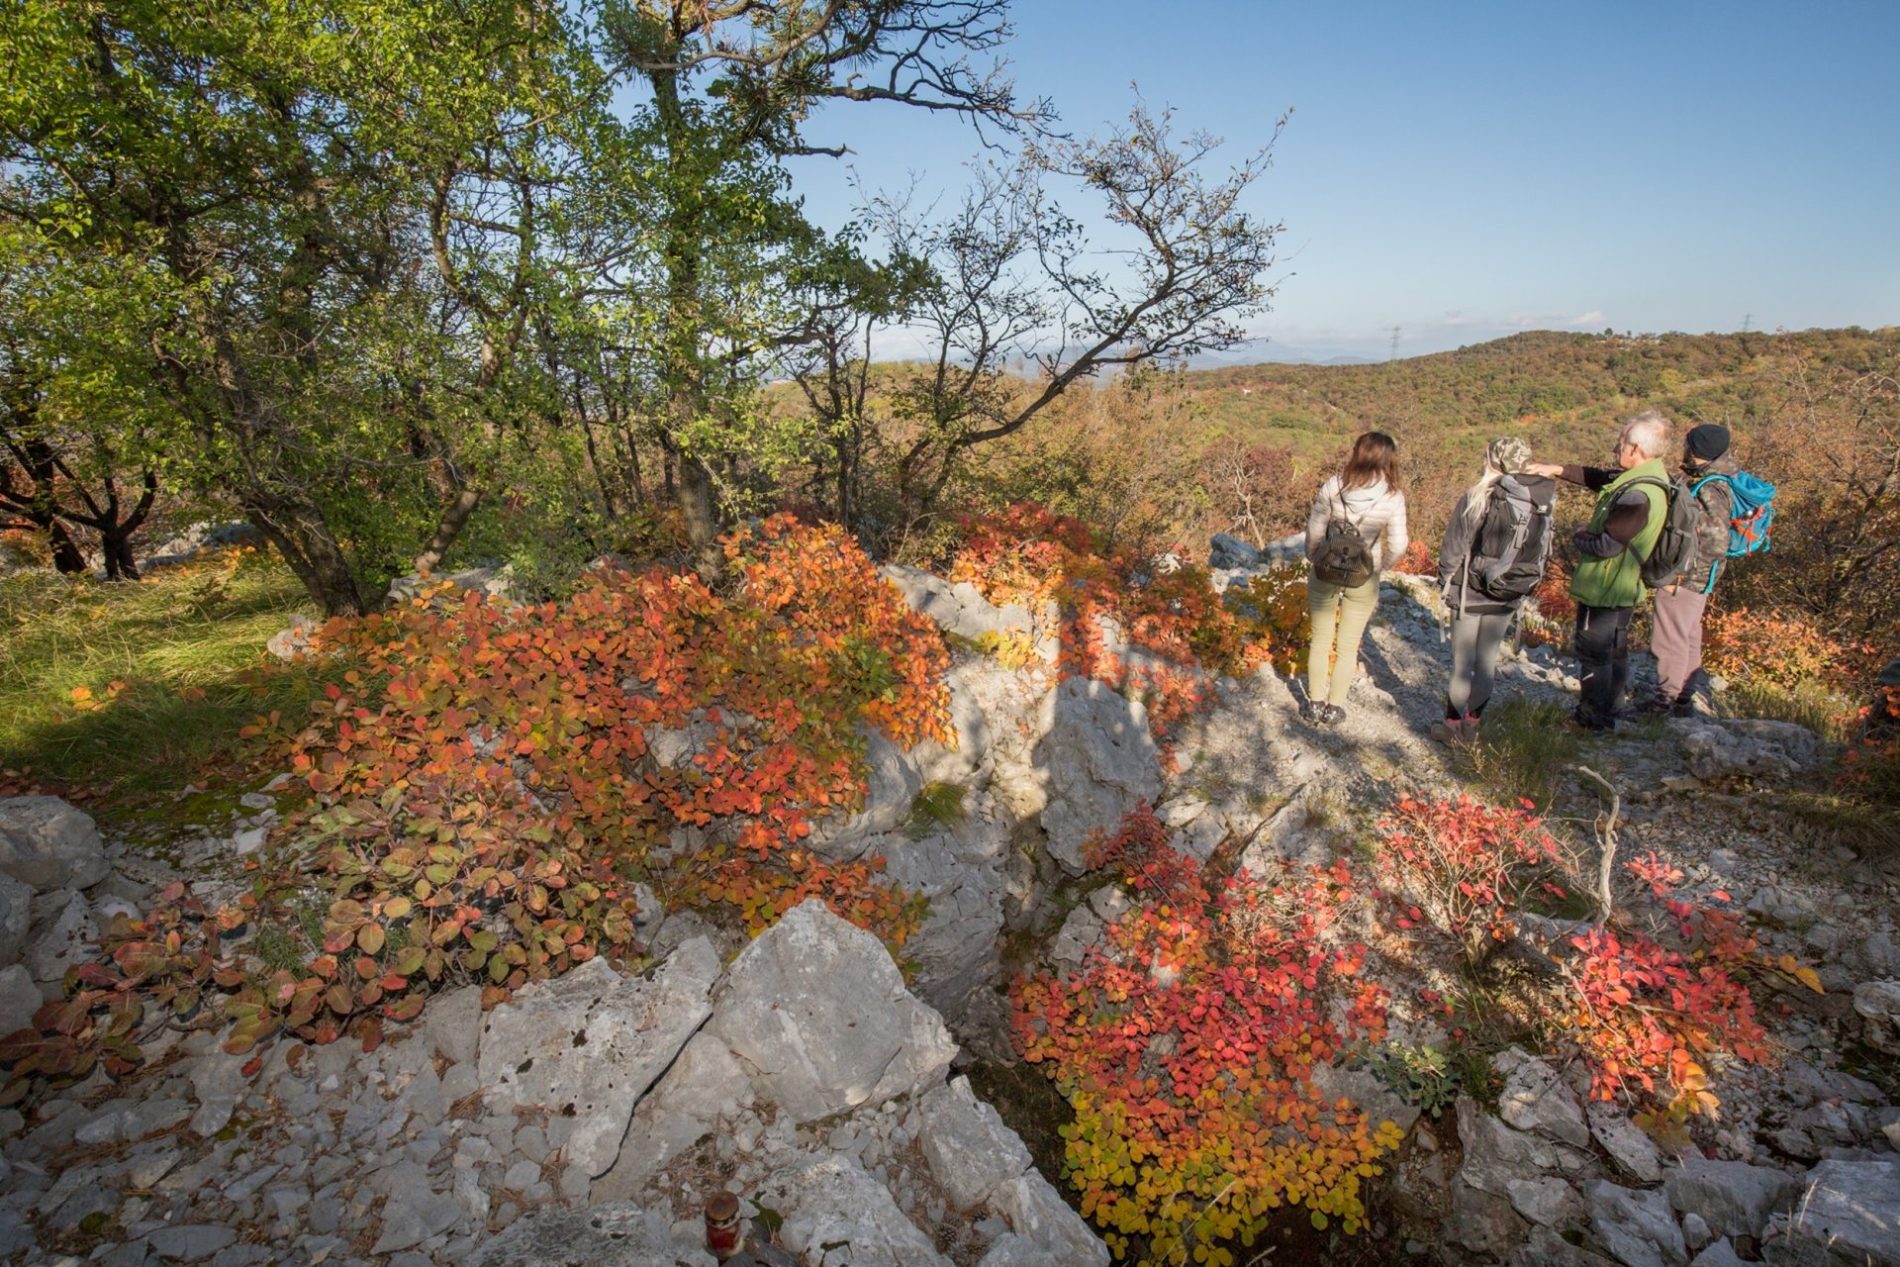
[1181,326,1896,470]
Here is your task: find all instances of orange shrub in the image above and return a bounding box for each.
[1701,605,1877,694]
[1,518,950,1096]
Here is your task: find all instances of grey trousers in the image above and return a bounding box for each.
[1447,611,1515,719]
[1652,583,1710,704]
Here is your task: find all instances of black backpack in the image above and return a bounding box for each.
[1467,480,1555,602]
[1630,475,1701,588]
[1310,494,1375,587]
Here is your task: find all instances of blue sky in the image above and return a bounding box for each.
[784,0,1900,361]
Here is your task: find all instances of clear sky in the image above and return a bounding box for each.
[784,0,1900,361]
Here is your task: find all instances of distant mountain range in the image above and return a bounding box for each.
[1185,338,1378,368]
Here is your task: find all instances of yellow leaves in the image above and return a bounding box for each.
[1774,953,1825,994]
[67,679,128,712]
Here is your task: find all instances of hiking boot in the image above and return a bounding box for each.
[1299,699,1324,725]
[1569,708,1613,735]
[1320,704,1347,725]
[1431,716,1480,745]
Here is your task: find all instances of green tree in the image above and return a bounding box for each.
[601,0,1047,577]
[0,223,168,578]
[0,0,612,612]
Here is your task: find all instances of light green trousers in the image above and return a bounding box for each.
[1306,576,1380,707]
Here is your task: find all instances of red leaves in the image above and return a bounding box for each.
[1564,923,1768,1117]
[1013,810,1397,1248]
[1370,794,1560,966]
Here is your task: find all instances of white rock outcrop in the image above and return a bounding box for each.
[706,900,956,1124]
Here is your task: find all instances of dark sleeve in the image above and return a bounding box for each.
[1693,479,1731,569]
[1572,490,1653,558]
[1438,496,1473,588]
[1560,464,1620,491]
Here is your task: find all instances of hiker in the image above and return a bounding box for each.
[1646,423,1739,715]
[1526,410,1672,732]
[1432,437,1556,743]
[1303,431,1409,725]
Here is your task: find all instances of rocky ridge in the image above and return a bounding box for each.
[2,543,1896,1265]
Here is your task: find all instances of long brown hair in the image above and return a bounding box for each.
[1341,431,1403,493]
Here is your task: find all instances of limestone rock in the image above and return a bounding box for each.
[1237,784,1339,873]
[1516,1225,1622,1267]
[265,613,319,660]
[918,1075,1033,1209]
[25,891,95,985]
[0,963,40,1034]
[416,983,482,1068]
[0,796,108,891]
[1588,1180,1688,1267]
[1664,1158,1797,1240]
[467,1203,714,1267]
[594,1031,754,1199]
[988,1171,1112,1267]
[705,900,956,1125]
[910,657,1001,785]
[146,1224,237,1261]
[1589,1100,1666,1183]
[1674,718,1824,782]
[1036,676,1161,874]
[0,871,31,967]
[1312,1063,1421,1137]
[1689,1241,1748,1267]
[1853,980,1900,1056]
[1508,1175,1586,1228]
[1209,533,1264,570]
[769,1154,953,1267]
[1451,1182,1528,1256]
[477,940,719,1178]
[385,564,513,606]
[1774,1159,1900,1267]
[1498,1048,1590,1147]
[877,818,1009,1019]
[1457,1097,1592,1197]
[815,731,926,849]
[880,564,1033,642]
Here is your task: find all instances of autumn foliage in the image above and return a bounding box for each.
[1,518,950,1097]
[1701,604,1878,695]
[1370,794,1563,966]
[1557,853,1787,1129]
[950,504,1306,745]
[1012,810,1402,1266]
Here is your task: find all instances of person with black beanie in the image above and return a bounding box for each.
[1647,422,1738,714]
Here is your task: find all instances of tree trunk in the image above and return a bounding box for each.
[46,521,89,574]
[653,56,724,583]
[412,486,483,580]
[677,451,724,579]
[243,492,365,616]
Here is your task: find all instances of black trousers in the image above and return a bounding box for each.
[1573,603,1634,728]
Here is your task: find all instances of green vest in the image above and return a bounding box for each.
[1570,458,1668,609]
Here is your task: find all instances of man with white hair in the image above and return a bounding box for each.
[1527,410,1672,731]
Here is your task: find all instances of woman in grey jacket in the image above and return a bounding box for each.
[1303,432,1408,723]
[1432,438,1556,743]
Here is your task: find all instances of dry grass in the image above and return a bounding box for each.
[0,549,323,801]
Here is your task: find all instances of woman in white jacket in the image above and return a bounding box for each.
[1303,432,1409,723]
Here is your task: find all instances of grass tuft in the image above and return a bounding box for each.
[905,780,968,838]
[1720,679,1857,742]
[0,550,325,803]
[1456,698,1582,812]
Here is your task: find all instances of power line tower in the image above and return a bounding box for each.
[1742,313,1753,334]
[1388,325,1402,362]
